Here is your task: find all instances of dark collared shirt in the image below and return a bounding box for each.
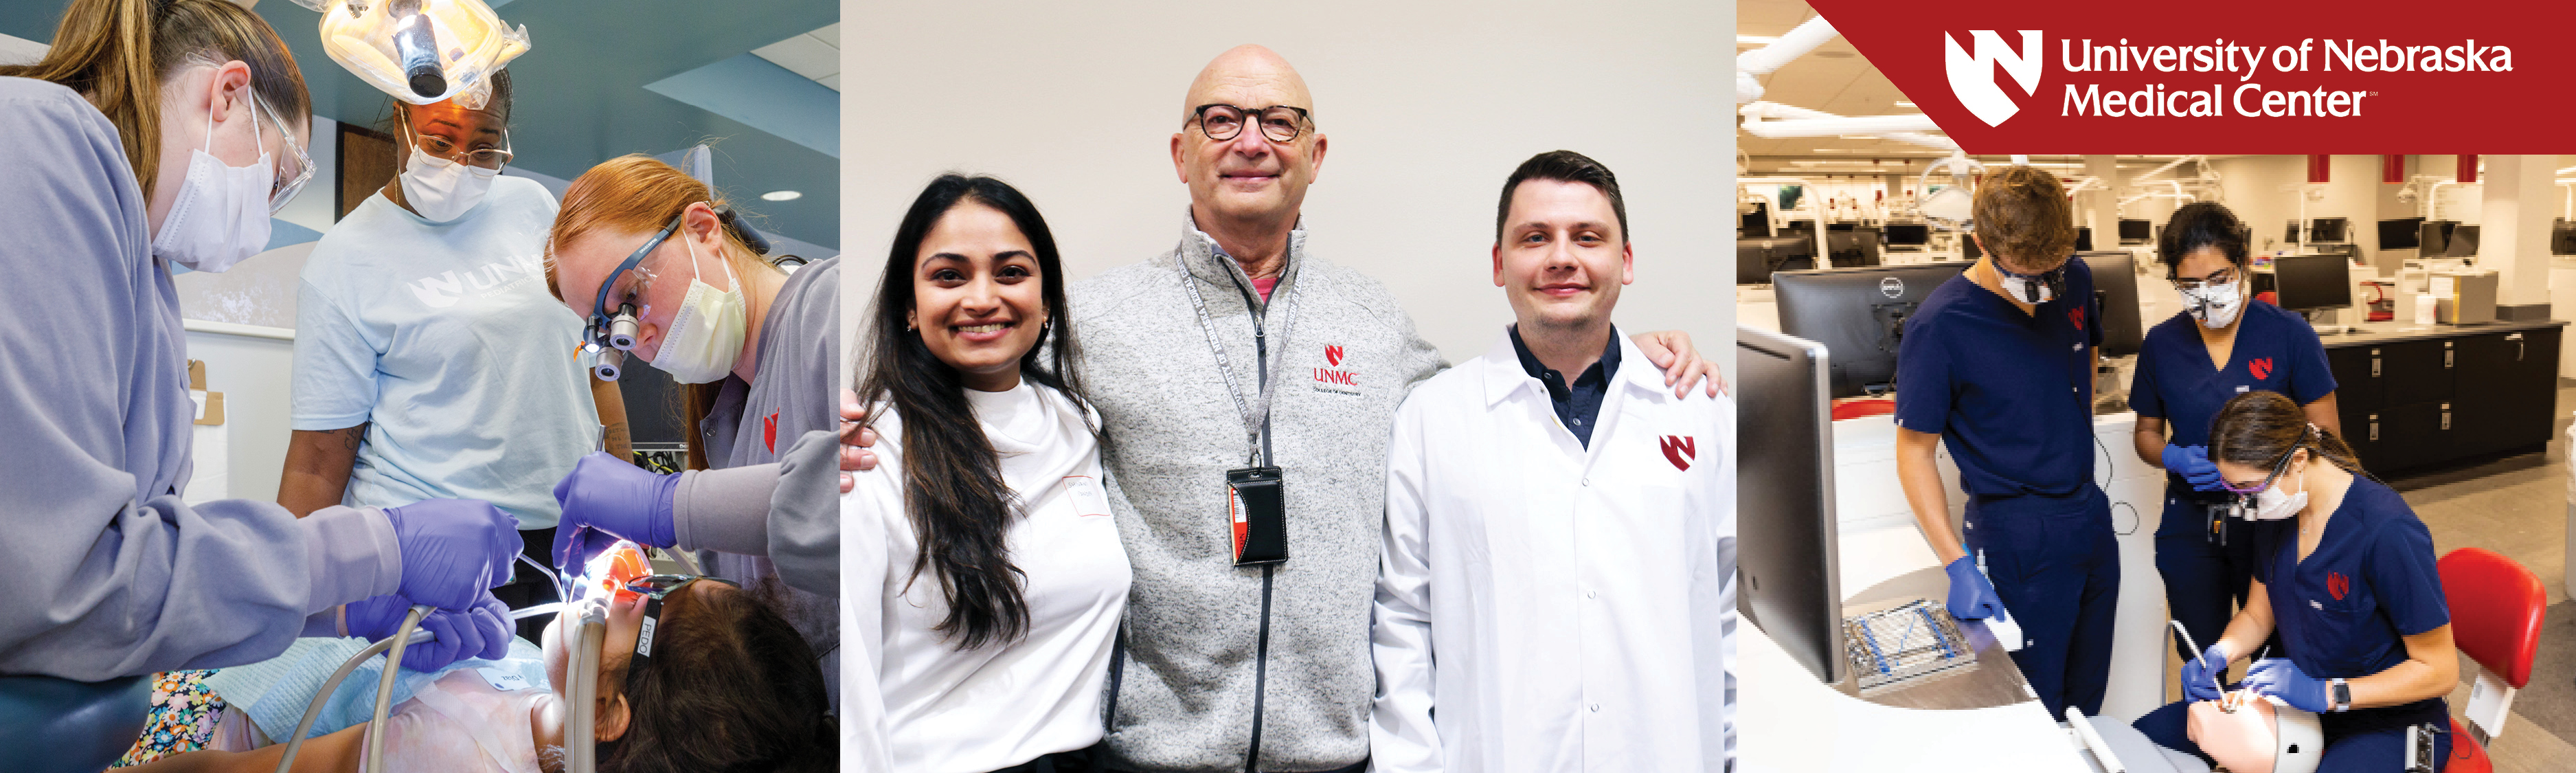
[1509,325,1622,447]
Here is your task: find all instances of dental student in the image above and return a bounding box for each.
[282,71,630,638]
[2134,391,2457,772]
[2127,202,2341,667]
[0,0,519,683]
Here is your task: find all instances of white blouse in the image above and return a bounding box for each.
[844,381,1130,773]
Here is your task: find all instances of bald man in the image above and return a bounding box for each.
[1055,46,1719,772]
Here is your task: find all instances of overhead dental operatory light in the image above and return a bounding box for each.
[292,0,530,106]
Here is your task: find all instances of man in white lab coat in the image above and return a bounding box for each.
[1370,150,1737,772]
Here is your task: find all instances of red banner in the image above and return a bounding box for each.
[1807,0,2576,153]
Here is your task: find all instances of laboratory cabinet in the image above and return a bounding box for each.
[2325,322,2564,475]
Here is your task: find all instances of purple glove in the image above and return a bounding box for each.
[346,592,512,671]
[382,499,519,610]
[2243,658,2334,713]
[551,451,679,573]
[1943,554,2005,620]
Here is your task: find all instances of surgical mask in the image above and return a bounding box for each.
[1994,262,2066,304]
[2182,279,2246,329]
[651,236,748,384]
[2228,445,2309,522]
[398,144,500,223]
[152,104,275,273]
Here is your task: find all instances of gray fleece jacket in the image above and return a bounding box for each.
[1070,215,1445,772]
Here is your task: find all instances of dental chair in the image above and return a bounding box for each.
[0,673,154,773]
[2437,548,2546,773]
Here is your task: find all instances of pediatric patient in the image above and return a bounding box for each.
[126,557,835,772]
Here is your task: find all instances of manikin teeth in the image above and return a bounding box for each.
[958,323,1008,334]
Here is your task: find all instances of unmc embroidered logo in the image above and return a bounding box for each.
[1944,30,2044,126]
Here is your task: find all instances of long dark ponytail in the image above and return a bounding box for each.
[860,174,1096,650]
[2208,390,2368,478]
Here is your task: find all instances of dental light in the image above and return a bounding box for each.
[1914,153,1987,232]
[289,0,530,106]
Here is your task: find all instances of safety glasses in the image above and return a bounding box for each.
[622,573,739,698]
[2219,444,2302,495]
[580,212,688,381]
[253,91,313,214]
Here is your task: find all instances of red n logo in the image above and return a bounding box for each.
[2326,571,2350,601]
[1660,435,1695,471]
[763,412,778,453]
[2250,357,2275,381]
[2067,307,2086,331]
[1325,344,1344,366]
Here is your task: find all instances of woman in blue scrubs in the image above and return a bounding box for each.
[2129,202,2342,665]
[2134,390,2456,772]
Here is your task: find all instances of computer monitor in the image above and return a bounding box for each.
[2378,217,2423,249]
[2074,227,2093,252]
[2553,223,2576,256]
[1827,222,1857,232]
[1773,262,1973,398]
[2286,220,2302,243]
[1742,201,1772,238]
[2118,219,2152,243]
[1827,228,1882,268]
[2272,254,2353,313]
[2076,251,2143,358]
[2419,220,2457,256]
[1883,223,1930,246]
[1962,232,1983,259]
[1737,236,1818,284]
[1735,325,1844,684]
[2445,225,2480,258]
[2307,217,2349,243]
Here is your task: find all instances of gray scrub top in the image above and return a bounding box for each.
[0,78,397,680]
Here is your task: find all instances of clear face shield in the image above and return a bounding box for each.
[295,0,532,106]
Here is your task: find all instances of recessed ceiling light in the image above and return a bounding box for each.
[761,190,802,201]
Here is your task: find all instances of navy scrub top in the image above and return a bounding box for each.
[1894,258,2103,499]
[2252,476,2450,731]
[2130,302,2337,530]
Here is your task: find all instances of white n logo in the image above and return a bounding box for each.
[1943,30,2043,127]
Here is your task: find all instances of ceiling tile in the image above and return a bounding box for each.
[807,23,840,48]
[753,34,838,81]
[817,71,841,92]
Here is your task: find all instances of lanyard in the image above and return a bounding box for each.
[1177,248,1302,465]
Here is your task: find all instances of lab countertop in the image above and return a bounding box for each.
[2314,318,2566,347]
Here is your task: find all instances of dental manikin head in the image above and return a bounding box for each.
[2187,690,2324,773]
[536,546,836,772]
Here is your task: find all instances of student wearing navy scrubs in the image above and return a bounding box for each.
[2135,390,2456,772]
[1893,166,2115,718]
[2129,202,2344,668]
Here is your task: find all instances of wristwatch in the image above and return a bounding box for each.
[2330,677,2352,712]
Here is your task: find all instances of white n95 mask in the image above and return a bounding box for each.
[2183,279,2246,329]
[651,236,748,384]
[154,106,275,273]
[398,145,500,223]
[2244,484,2307,522]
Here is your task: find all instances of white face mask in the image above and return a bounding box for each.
[1995,263,2060,304]
[2182,279,2246,329]
[2236,456,2308,521]
[398,143,501,223]
[154,102,274,273]
[649,236,748,384]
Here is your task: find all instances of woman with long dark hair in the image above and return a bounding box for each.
[845,175,1125,773]
[2132,390,2459,772]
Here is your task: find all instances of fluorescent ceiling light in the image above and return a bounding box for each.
[761,190,803,201]
[1894,101,1915,107]
[2556,164,2576,175]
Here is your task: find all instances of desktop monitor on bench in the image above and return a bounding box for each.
[1739,237,1817,284]
[2118,218,2152,243]
[1773,262,1972,399]
[2307,217,2349,243]
[2378,217,2423,250]
[2446,225,2481,258]
[2076,251,2143,358]
[1736,325,1844,684]
[1741,201,1772,238]
[1883,223,1930,246]
[2074,226,2094,252]
[2419,220,2457,256]
[2272,254,2353,313]
[1827,228,1882,268]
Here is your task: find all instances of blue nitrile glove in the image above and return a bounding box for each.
[382,499,519,610]
[2243,658,2333,713]
[1943,554,2005,620]
[551,451,680,573]
[2178,642,2233,702]
[345,592,512,671]
[2163,444,2228,492]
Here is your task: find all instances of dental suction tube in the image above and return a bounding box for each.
[385,0,444,99]
[273,606,430,773]
[566,608,608,773]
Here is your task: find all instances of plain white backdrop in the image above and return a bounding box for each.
[840,0,1737,387]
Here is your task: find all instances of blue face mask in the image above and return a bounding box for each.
[1993,260,2068,304]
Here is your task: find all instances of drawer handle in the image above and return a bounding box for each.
[2441,406,2452,431]
[2446,350,2454,368]
[2372,356,2382,377]
[2370,418,2380,442]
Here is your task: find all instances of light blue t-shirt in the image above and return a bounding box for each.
[291,177,597,528]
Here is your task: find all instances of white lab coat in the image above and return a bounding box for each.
[1372,331,1737,773]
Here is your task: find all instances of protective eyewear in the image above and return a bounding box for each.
[622,574,740,698]
[582,212,688,381]
[2219,442,2304,495]
[2169,266,2242,291]
[253,91,314,214]
[405,120,516,169]
[1193,103,1312,143]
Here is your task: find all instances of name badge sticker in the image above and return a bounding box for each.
[477,666,532,693]
[1064,475,1111,517]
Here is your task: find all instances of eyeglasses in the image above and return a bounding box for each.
[2169,266,2242,291]
[2219,444,2303,495]
[251,92,312,214]
[621,574,740,697]
[403,120,515,170]
[1193,104,1312,143]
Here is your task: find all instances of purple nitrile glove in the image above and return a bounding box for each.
[1943,554,2005,620]
[2179,642,2233,703]
[551,451,679,573]
[2163,444,2228,492]
[2243,658,2334,713]
[344,592,511,671]
[381,499,519,610]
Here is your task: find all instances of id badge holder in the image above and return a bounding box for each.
[1227,466,1288,565]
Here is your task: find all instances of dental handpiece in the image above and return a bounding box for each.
[2171,620,2230,709]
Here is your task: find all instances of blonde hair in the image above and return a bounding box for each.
[0,0,310,199]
